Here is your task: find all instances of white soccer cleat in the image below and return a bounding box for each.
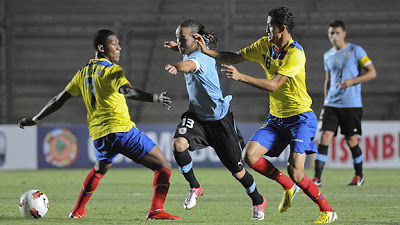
[183,184,203,210]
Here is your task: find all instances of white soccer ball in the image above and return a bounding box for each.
[19,190,49,219]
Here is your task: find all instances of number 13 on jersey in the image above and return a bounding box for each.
[182,118,195,128]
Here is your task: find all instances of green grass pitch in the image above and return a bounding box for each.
[0,168,399,224]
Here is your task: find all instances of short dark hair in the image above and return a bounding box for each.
[93,29,115,51]
[329,20,345,31]
[268,7,295,34]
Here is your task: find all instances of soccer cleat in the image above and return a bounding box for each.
[278,184,300,213]
[251,195,266,220]
[314,211,337,223]
[69,210,86,219]
[348,175,364,186]
[146,209,182,220]
[183,184,203,210]
[312,177,322,187]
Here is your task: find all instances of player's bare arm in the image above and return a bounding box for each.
[222,64,288,92]
[324,71,330,99]
[165,60,197,74]
[119,83,171,110]
[19,90,72,128]
[340,63,377,89]
[193,33,246,64]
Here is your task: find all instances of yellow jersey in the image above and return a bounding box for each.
[240,37,312,118]
[65,58,135,140]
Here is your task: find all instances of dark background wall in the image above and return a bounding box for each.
[1,0,399,125]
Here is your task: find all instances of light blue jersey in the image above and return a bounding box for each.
[183,50,231,121]
[323,43,372,108]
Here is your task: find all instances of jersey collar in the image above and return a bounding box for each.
[88,58,114,67]
[283,38,294,51]
[271,38,294,52]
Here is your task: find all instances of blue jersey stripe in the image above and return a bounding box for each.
[85,60,114,68]
[289,40,303,51]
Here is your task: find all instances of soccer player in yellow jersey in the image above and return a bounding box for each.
[196,7,337,223]
[18,29,181,220]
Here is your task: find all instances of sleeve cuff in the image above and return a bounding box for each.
[189,59,200,72]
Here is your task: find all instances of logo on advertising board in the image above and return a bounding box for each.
[0,132,5,166]
[43,128,79,167]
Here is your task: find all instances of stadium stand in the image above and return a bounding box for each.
[2,0,400,124]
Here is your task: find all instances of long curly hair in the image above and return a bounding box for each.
[179,19,219,49]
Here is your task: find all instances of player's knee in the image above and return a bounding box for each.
[288,167,304,183]
[232,168,246,180]
[345,135,358,147]
[150,146,172,170]
[242,147,260,166]
[95,161,112,176]
[173,138,189,152]
[160,160,172,170]
[242,150,251,165]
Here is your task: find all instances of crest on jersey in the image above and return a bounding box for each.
[179,128,187,135]
[345,52,351,59]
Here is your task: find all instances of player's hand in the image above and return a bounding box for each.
[339,79,354,89]
[18,118,37,129]
[165,64,178,75]
[164,41,179,52]
[153,91,172,110]
[221,64,242,81]
[193,33,207,53]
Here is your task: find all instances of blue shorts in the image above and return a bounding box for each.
[250,111,318,157]
[93,126,156,164]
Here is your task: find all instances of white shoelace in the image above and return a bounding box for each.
[185,189,196,202]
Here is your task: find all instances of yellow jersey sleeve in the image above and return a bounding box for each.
[240,37,270,65]
[108,65,130,92]
[65,71,83,96]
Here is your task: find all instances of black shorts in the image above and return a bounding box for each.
[173,109,245,173]
[321,106,363,137]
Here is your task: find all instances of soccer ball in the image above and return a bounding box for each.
[19,190,49,219]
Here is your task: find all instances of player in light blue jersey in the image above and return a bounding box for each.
[313,20,377,187]
[179,46,231,121]
[164,19,266,220]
